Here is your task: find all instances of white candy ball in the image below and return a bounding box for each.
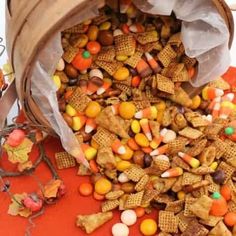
[163,130,176,143]
[121,210,137,226]
[56,58,65,71]
[112,223,129,236]
[118,173,129,183]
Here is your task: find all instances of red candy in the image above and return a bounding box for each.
[86,41,101,55]
[6,129,25,147]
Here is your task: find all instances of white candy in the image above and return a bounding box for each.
[56,58,65,71]
[118,173,129,183]
[89,69,103,79]
[163,130,176,143]
[112,223,129,236]
[121,210,137,226]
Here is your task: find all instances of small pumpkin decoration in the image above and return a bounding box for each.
[72,50,92,71]
[224,120,236,142]
[210,192,228,216]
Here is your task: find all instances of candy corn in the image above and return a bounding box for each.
[78,79,88,93]
[85,118,97,133]
[113,29,124,37]
[208,97,221,111]
[111,103,120,115]
[129,23,145,33]
[72,115,87,131]
[135,106,157,119]
[140,119,152,141]
[150,128,168,149]
[81,143,97,160]
[120,0,132,13]
[161,167,183,178]
[150,144,168,156]
[178,152,200,168]
[145,52,160,73]
[97,78,112,95]
[136,59,152,78]
[221,93,234,102]
[202,87,224,100]
[212,102,221,118]
[219,101,234,119]
[87,79,104,95]
[112,139,126,155]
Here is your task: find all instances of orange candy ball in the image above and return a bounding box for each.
[86,41,101,55]
[220,185,231,201]
[224,212,236,226]
[78,183,93,196]
[135,207,145,218]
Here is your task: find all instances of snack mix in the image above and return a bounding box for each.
[53,0,236,235]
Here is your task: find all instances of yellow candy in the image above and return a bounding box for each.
[135,133,149,147]
[155,100,166,111]
[95,178,112,195]
[131,120,141,134]
[116,161,132,172]
[91,139,99,149]
[119,146,134,160]
[116,55,128,62]
[149,175,159,182]
[76,34,88,48]
[66,104,77,117]
[115,156,122,163]
[87,25,99,41]
[140,219,157,236]
[85,101,101,118]
[190,95,201,110]
[119,102,136,119]
[210,161,218,170]
[84,147,97,160]
[99,21,111,30]
[113,67,130,81]
[177,191,186,200]
[83,19,92,25]
[52,75,61,90]
[72,117,83,131]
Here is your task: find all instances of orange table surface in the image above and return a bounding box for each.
[0,67,235,236]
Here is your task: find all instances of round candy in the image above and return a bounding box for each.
[98,30,114,46]
[56,58,65,71]
[87,25,99,41]
[86,41,101,55]
[224,212,236,226]
[116,161,132,172]
[118,173,130,183]
[135,133,149,147]
[212,170,226,185]
[85,101,101,118]
[190,95,201,110]
[78,183,93,196]
[99,21,112,30]
[225,126,234,135]
[119,146,134,160]
[177,191,186,200]
[140,219,157,236]
[119,102,136,119]
[65,64,78,78]
[121,210,137,226]
[135,207,145,218]
[66,104,77,117]
[112,223,129,236]
[52,75,61,90]
[163,130,176,143]
[131,120,141,134]
[94,178,112,195]
[113,67,130,81]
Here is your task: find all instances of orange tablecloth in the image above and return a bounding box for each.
[0,67,235,236]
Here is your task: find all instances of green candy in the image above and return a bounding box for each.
[212,192,221,199]
[225,126,234,135]
[83,51,91,59]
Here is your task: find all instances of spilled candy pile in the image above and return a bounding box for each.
[52,1,236,235]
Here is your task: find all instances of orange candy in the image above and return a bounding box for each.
[127,138,140,151]
[89,159,99,173]
[135,207,145,218]
[64,90,73,101]
[188,67,195,79]
[210,192,228,217]
[86,41,101,55]
[142,147,152,154]
[220,185,231,201]
[224,212,236,226]
[78,183,93,196]
[131,76,141,87]
[93,192,105,201]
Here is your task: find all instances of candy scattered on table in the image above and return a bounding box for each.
[52,1,236,235]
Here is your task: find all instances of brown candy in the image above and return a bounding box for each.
[144,154,152,167]
[212,170,226,185]
[65,64,78,78]
[98,30,114,46]
[133,150,145,167]
[90,77,104,87]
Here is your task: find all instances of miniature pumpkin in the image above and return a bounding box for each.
[72,50,92,71]
[210,192,228,216]
[224,120,236,142]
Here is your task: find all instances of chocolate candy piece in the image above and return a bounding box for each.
[144,154,152,167]
[65,64,78,78]
[98,30,114,46]
[68,78,78,86]
[133,150,145,167]
[212,170,226,185]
